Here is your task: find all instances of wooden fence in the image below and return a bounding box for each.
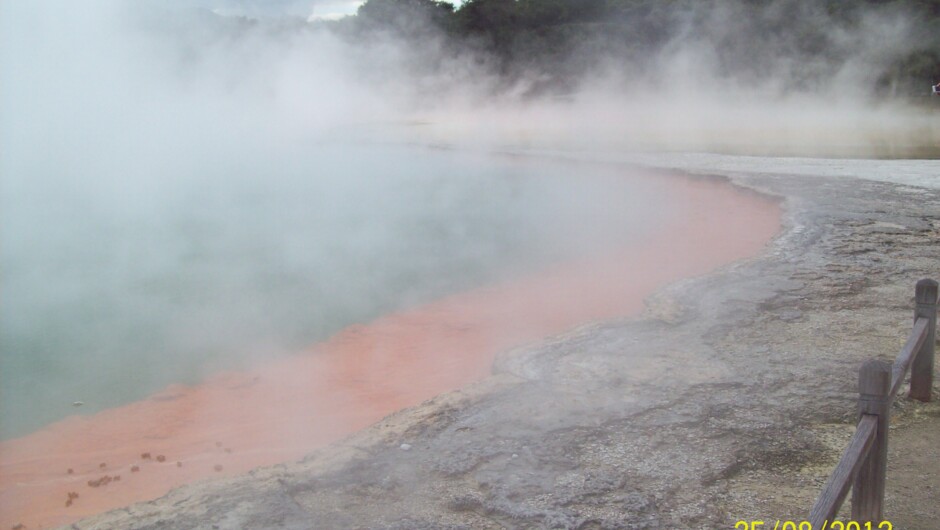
[807,279,937,528]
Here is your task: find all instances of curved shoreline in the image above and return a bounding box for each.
[0,169,780,529]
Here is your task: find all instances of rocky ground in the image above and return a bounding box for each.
[72,169,940,530]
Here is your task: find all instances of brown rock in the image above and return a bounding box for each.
[156,455,166,462]
[87,475,113,487]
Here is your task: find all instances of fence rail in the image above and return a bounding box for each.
[807,279,937,529]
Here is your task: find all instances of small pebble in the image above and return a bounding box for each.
[141,452,151,460]
[67,468,74,475]
[215,442,222,448]
[99,463,106,469]
[156,455,166,463]
[87,477,105,488]
[511,454,518,459]
[87,475,113,488]
[130,465,140,473]
[214,464,223,472]
[224,448,232,454]
[113,475,121,481]
[399,443,412,451]
[177,461,183,468]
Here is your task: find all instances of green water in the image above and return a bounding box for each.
[0,144,667,439]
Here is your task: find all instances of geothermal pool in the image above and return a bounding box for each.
[0,147,779,529]
[0,145,667,439]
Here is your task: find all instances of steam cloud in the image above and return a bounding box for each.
[1,0,936,439]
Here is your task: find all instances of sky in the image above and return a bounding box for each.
[307,1,364,21]
[194,0,362,20]
[199,0,465,21]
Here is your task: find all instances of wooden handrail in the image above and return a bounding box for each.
[911,279,938,401]
[807,415,877,527]
[807,279,937,529]
[890,317,929,398]
[851,361,891,521]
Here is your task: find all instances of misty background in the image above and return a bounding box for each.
[0,1,667,439]
[2,0,939,439]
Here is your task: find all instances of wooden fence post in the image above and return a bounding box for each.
[851,360,891,523]
[911,279,937,402]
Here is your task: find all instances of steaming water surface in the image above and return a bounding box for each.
[0,145,668,440]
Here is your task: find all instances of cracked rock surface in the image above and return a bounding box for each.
[73,171,940,530]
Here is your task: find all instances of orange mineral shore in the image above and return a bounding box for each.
[0,172,780,529]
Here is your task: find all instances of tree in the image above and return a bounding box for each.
[355,0,456,36]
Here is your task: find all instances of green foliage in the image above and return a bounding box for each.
[341,0,940,96]
[354,0,456,35]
